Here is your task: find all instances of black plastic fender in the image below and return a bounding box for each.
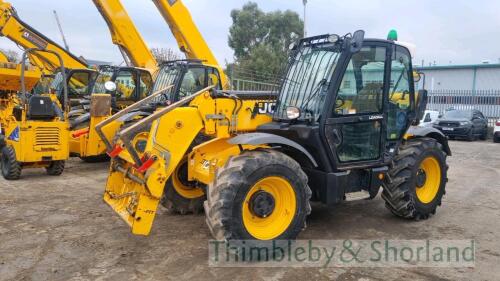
[407,126,452,156]
[117,111,152,122]
[0,134,5,148]
[228,132,318,167]
[69,113,90,130]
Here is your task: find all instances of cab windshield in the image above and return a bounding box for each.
[91,70,114,94]
[151,65,180,98]
[275,43,341,121]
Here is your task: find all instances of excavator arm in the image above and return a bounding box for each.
[152,0,229,88]
[91,0,157,72]
[0,0,87,73]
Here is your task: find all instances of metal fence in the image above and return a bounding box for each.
[228,66,280,92]
[427,90,500,127]
[231,78,279,92]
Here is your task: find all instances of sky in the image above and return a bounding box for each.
[2,0,500,67]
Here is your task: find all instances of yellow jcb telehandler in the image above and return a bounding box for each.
[100,30,451,246]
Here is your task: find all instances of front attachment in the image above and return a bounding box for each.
[103,107,205,235]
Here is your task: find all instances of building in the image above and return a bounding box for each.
[415,63,500,125]
[415,63,500,91]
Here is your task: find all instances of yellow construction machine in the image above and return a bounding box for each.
[65,0,158,162]
[95,0,231,214]
[0,0,97,101]
[101,31,451,248]
[0,48,70,180]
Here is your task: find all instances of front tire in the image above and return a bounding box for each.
[382,138,448,220]
[467,128,475,141]
[494,135,500,143]
[46,160,65,176]
[479,128,487,140]
[204,149,311,243]
[1,146,22,180]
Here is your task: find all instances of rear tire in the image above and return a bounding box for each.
[204,149,311,243]
[46,161,65,176]
[160,157,205,215]
[381,138,448,220]
[494,135,500,143]
[1,146,22,180]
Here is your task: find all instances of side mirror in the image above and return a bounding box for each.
[413,71,422,83]
[414,89,428,125]
[350,30,365,53]
[104,81,117,92]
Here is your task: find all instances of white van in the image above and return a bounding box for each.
[419,110,440,127]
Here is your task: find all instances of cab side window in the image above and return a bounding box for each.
[115,70,136,101]
[179,68,206,99]
[387,46,413,140]
[139,72,153,100]
[68,72,91,97]
[335,46,386,115]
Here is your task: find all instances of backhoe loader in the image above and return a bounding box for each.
[100,31,451,245]
[0,48,70,180]
[0,0,156,164]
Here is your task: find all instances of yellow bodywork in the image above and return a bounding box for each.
[0,63,40,92]
[152,0,229,88]
[103,87,273,235]
[91,0,157,72]
[6,120,69,163]
[1,92,69,165]
[0,0,88,73]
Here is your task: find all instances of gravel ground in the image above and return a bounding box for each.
[0,140,499,281]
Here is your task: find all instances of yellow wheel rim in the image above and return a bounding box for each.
[242,176,296,240]
[132,132,149,156]
[172,160,204,199]
[415,156,441,204]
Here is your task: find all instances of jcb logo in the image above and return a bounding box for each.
[258,102,276,114]
[201,160,210,170]
[22,30,48,49]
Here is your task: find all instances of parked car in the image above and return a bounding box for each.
[494,119,500,143]
[433,109,488,141]
[419,110,440,127]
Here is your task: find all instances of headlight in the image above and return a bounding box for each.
[286,106,301,120]
[328,34,340,43]
[459,121,471,126]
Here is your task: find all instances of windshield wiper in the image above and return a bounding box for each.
[301,78,328,117]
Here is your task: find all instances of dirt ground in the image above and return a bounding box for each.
[0,140,499,281]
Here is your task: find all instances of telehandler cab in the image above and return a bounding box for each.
[0,48,70,180]
[102,31,450,244]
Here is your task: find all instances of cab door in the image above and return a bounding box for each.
[323,43,390,169]
[323,42,415,170]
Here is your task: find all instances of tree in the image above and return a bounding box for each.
[151,47,181,63]
[0,49,20,63]
[228,2,303,80]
